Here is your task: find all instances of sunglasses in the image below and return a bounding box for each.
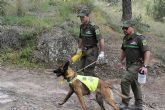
[122,27,129,30]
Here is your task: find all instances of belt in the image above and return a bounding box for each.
[84,45,97,50]
[126,61,142,65]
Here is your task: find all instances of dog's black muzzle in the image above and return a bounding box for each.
[53,69,64,77]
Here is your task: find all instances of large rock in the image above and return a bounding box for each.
[0,28,20,50]
[34,27,78,67]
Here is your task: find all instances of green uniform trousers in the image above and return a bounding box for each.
[121,64,143,107]
[80,46,99,77]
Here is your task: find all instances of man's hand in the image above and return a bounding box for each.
[139,66,148,74]
[97,51,105,63]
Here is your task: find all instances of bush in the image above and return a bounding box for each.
[147,0,165,21]
[16,0,25,16]
[129,16,150,33]
[58,0,93,18]
[153,0,165,21]
[0,0,8,16]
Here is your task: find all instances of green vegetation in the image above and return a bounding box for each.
[3,16,54,28]
[0,0,165,67]
[146,0,165,21]
[0,0,92,68]
[0,0,8,16]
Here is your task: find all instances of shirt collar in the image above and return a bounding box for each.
[126,33,136,40]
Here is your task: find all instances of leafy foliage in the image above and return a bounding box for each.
[16,0,25,16]
[57,0,93,19]
[147,0,165,21]
[0,0,8,16]
[153,0,165,21]
[132,16,150,33]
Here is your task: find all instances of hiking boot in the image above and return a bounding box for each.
[129,105,143,110]
[119,103,129,110]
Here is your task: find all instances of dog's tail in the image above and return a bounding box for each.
[109,86,132,100]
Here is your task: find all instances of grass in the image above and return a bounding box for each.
[1,0,165,68]
[3,16,54,28]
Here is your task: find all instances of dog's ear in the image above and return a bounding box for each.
[63,61,70,71]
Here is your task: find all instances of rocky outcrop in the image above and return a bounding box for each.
[34,27,78,67]
[0,28,20,50]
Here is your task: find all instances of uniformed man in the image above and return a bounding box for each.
[76,7,105,77]
[118,20,150,110]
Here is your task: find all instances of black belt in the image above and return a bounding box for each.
[84,45,97,50]
[127,61,142,65]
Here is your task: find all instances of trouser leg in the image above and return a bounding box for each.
[121,79,131,106]
[81,47,98,77]
[127,64,143,107]
[120,70,132,106]
[131,80,143,106]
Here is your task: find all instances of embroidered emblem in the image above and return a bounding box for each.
[130,41,137,45]
[142,40,147,45]
[86,31,92,34]
[95,29,100,35]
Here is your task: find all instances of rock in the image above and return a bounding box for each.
[34,27,77,67]
[0,29,20,50]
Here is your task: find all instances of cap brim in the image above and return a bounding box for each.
[77,13,87,17]
[121,24,131,28]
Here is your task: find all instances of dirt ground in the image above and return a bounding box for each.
[0,66,165,110]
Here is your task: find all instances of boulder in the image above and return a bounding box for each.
[0,28,20,50]
[34,27,78,67]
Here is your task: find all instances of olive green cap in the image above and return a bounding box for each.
[122,20,134,27]
[77,8,90,17]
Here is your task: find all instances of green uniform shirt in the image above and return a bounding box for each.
[79,21,102,47]
[121,33,150,63]
[69,75,99,92]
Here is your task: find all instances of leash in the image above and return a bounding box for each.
[76,60,97,73]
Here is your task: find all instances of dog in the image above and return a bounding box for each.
[54,61,130,110]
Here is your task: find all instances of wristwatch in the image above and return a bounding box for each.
[143,64,148,68]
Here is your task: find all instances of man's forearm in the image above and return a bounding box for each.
[99,38,104,52]
[78,39,83,49]
[143,51,150,66]
[119,50,125,63]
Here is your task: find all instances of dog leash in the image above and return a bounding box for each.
[76,60,97,73]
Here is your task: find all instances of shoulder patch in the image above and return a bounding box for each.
[95,29,100,35]
[142,40,147,45]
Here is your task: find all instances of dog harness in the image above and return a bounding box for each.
[69,75,99,92]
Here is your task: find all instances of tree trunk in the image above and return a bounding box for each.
[122,0,132,21]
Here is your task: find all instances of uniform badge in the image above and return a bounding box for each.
[95,29,100,35]
[142,40,147,45]
[130,41,137,45]
[86,31,92,34]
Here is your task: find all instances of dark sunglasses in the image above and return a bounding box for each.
[122,27,129,30]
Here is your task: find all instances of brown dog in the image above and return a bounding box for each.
[54,61,130,110]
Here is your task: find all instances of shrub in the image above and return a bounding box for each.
[153,0,165,21]
[58,0,93,18]
[127,16,150,33]
[16,0,25,16]
[147,0,165,21]
[0,0,8,16]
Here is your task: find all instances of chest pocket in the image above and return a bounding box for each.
[123,38,140,50]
